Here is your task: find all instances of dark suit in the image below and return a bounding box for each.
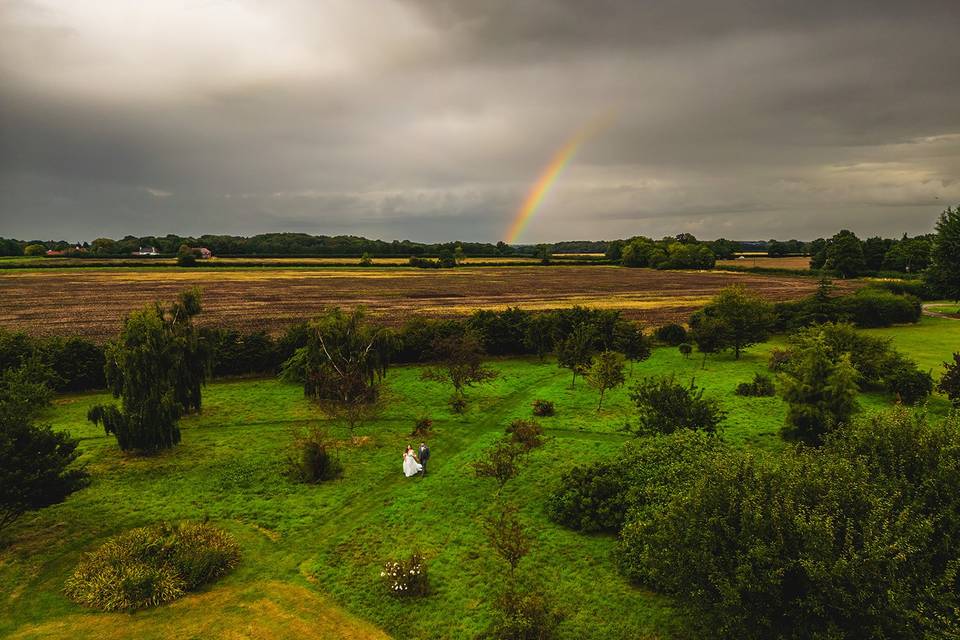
[418,445,430,475]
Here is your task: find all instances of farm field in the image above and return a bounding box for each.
[0,256,601,269]
[715,256,810,270]
[0,266,845,342]
[1,317,956,640]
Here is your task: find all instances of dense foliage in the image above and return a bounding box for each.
[88,290,210,453]
[734,372,776,397]
[0,367,88,533]
[618,408,960,640]
[926,206,960,300]
[547,431,722,533]
[0,330,105,392]
[64,522,240,611]
[628,376,725,436]
[690,285,775,359]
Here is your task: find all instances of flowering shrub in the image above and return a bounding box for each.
[380,552,429,597]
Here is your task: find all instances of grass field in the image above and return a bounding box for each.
[1,317,955,640]
[0,266,848,342]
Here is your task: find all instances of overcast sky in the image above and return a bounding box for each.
[1,0,958,243]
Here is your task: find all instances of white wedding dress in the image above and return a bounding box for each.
[403,452,422,477]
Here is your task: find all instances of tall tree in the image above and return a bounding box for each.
[523,313,557,362]
[926,206,960,301]
[557,324,594,388]
[88,289,210,453]
[825,229,866,278]
[780,342,859,445]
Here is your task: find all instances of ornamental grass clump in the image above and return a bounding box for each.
[380,552,429,597]
[64,522,240,611]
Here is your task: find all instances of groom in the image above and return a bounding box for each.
[418,441,430,476]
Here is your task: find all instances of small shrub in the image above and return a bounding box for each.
[411,415,433,437]
[938,353,960,406]
[654,323,687,346]
[488,585,562,640]
[506,419,545,451]
[735,372,776,397]
[767,347,793,372]
[678,343,692,358]
[380,552,429,597]
[448,395,468,414]
[531,399,555,417]
[472,440,525,494]
[286,425,343,483]
[64,522,240,611]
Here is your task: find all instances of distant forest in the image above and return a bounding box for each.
[0,230,937,277]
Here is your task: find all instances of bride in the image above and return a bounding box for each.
[403,445,422,477]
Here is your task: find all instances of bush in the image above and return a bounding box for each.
[505,419,545,451]
[286,426,343,483]
[654,323,687,346]
[871,278,939,301]
[380,552,429,597]
[448,395,468,413]
[767,348,793,372]
[883,362,933,405]
[547,431,723,533]
[628,376,725,436]
[531,399,555,417]
[64,522,240,611]
[735,373,776,397]
[411,415,433,437]
[487,585,561,640]
[836,289,922,327]
[939,353,960,406]
[618,409,960,639]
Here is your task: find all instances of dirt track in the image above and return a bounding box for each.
[0,266,845,342]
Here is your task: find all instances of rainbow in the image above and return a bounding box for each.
[504,116,609,243]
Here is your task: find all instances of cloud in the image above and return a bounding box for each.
[1,0,958,242]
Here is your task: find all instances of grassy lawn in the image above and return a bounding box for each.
[2,317,957,639]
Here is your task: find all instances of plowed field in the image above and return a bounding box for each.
[0,266,844,341]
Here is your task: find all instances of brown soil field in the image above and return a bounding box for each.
[716,256,811,270]
[0,266,845,342]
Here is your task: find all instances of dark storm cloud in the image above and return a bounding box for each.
[1,0,958,242]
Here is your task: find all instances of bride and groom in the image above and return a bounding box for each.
[403,442,430,477]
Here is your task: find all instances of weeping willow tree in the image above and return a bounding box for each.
[88,289,210,453]
[282,307,397,437]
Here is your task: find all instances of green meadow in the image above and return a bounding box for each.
[2,316,958,640]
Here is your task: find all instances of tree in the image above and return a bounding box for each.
[696,285,774,359]
[88,290,210,453]
[556,324,594,388]
[628,376,725,436]
[535,244,552,264]
[779,341,859,445]
[176,244,196,267]
[472,439,524,495]
[421,331,497,412]
[825,229,866,278]
[688,315,728,369]
[926,206,960,301]
[359,252,372,266]
[0,368,88,533]
[938,352,960,406]
[613,320,651,373]
[863,236,892,271]
[588,351,626,410]
[24,243,46,256]
[524,313,556,361]
[453,245,466,265]
[482,503,530,578]
[295,307,395,435]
